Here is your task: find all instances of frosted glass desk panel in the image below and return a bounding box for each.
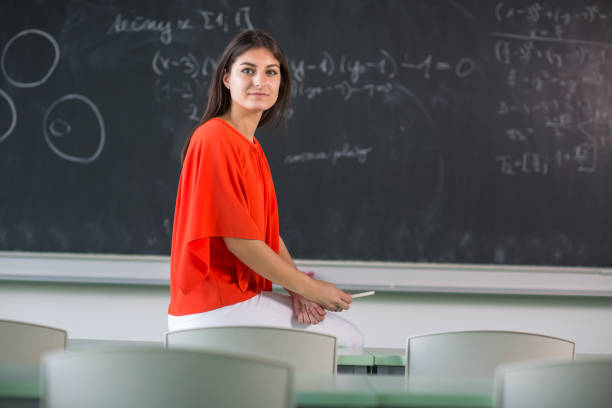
[367,376,494,408]
[294,373,376,407]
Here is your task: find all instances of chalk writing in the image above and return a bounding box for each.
[495,3,612,26]
[109,14,173,44]
[293,81,393,101]
[152,51,217,78]
[108,8,253,45]
[284,144,373,166]
[153,48,475,84]
[1,29,59,88]
[199,7,253,33]
[495,152,550,175]
[497,98,592,116]
[400,54,476,79]
[494,142,597,176]
[291,50,475,83]
[492,2,612,175]
[151,46,473,124]
[153,78,209,104]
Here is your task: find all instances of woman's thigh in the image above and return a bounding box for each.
[168,291,364,348]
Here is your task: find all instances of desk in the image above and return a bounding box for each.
[0,365,38,408]
[295,373,377,407]
[364,349,612,376]
[0,365,494,408]
[366,376,493,408]
[366,348,405,375]
[337,347,375,374]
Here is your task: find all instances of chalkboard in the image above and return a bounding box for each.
[1,0,612,268]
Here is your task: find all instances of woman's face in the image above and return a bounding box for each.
[223,47,281,115]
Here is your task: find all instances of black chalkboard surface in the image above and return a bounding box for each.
[1,0,612,267]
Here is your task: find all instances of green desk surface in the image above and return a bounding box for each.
[337,347,375,366]
[295,374,494,408]
[0,365,39,399]
[363,349,612,368]
[366,348,405,367]
[367,376,494,407]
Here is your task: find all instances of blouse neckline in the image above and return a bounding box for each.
[212,117,259,148]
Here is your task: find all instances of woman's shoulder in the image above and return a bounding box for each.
[190,119,247,160]
[192,118,232,145]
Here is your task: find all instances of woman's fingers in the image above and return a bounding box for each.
[328,294,351,312]
[312,304,326,319]
[312,280,354,312]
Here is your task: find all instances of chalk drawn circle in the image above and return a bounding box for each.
[43,94,106,164]
[1,29,60,88]
[456,58,476,78]
[0,88,17,143]
[49,119,72,137]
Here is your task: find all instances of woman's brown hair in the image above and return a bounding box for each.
[181,29,292,164]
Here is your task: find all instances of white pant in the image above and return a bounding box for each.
[168,291,364,348]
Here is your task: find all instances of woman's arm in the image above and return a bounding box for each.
[223,237,352,311]
[277,236,297,269]
[278,236,326,324]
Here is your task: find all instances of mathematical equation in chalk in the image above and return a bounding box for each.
[494,40,600,67]
[108,7,253,45]
[495,142,597,175]
[490,1,612,176]
[495,3,612,26]
[151,49,476,83]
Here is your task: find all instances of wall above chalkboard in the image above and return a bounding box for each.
[1,0,612,268]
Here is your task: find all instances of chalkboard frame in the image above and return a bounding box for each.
[1,251,611,297]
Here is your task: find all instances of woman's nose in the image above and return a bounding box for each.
[253,74,264,87]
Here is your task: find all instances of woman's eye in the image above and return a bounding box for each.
[267,70,279,76]
[241,68,254,74]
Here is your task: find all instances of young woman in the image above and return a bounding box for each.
[168,30,363,348]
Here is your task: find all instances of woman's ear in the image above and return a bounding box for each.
[222,70,230,89]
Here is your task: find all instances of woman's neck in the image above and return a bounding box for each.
[220,109,262,142]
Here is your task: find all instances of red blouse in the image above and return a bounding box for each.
[168,118,279,316]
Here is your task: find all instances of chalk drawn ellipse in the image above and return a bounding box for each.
[0,88,17,143]
[1,29,60,88]
[43,94,106,164]
[49,119,72,137]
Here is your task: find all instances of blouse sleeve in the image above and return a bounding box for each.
[176,131,262,292]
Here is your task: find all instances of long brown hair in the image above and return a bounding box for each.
[181,30,292,164]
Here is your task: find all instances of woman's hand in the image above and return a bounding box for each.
[307,280,353,312]
[223,237,352,313]
[289,291,326,324]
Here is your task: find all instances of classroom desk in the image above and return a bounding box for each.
[364,348,612,376]
[366,348,406,375]
[0,364,38,408]
[337,347,375,374]
[0,365,494,408]
[366,376,494,408]
[295,373,377,407]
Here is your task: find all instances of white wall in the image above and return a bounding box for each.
[2,279,612,354]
